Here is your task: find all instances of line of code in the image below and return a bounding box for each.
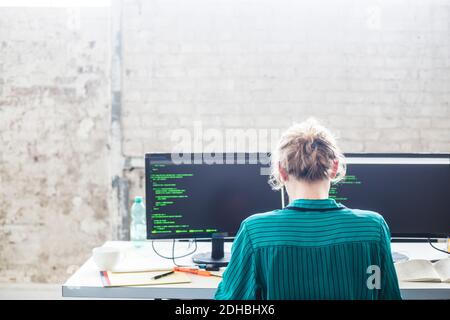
[150,164,218,235]
[329,174,362,202]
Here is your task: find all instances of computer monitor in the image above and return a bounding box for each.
[331,154,450,238]
[145,153,282,266]
[145,153,282,239]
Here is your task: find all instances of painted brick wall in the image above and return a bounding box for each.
[0,7,111,283]
[121,0,450,158]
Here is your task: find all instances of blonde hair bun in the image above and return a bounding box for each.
[269,118,346,190]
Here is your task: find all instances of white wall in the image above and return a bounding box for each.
[121,0,450,155]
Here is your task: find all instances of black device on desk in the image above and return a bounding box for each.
[146,153,450,266]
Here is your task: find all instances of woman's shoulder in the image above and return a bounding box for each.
[343,207,386,224]
[241,207,388,229]
[242,209,284,224]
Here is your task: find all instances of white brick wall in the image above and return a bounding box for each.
[0,7,111,283]
[122,0,450,156]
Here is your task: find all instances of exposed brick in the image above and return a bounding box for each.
[121,0,450,157]
[420,129,450,142]
[0,7,110,284]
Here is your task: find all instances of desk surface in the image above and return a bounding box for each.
[62,241,450,300]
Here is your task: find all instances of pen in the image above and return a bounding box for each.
[173,267,221,277]
[152,270,174,280]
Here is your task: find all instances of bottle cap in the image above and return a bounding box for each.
[134,196,143,203]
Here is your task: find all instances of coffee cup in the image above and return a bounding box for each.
[92,247,121,271]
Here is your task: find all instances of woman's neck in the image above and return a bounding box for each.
[286,178,330,201]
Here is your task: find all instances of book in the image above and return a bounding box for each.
[100,270,191,287]
[395,258,450,283]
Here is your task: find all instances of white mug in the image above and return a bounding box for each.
[92,247,121,271]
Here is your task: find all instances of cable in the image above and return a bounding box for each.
[151,239,198,267]
[428,238,450,255]
[151,239,197,259]
[172,239,197,267]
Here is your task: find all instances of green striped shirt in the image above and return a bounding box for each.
[215,198,401,300]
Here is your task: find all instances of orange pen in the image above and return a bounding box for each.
[173,267,219,277]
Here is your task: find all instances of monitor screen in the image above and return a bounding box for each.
[330,155,450,237]
[146,153,282,239]
[146,153,450,239]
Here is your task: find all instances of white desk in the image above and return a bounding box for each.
[62,241,450,300]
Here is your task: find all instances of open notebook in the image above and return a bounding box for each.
[395,258,450,283]
[100,270,191,287]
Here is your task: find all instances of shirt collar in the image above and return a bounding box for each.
[286,198,343,210]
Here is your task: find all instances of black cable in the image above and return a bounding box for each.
[151,239,197,259]
[428,238,450,255]
[151,239,197,267]
[172,239,197,267]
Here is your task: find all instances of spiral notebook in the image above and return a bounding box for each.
[100,270,191,287]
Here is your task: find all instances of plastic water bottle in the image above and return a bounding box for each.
[130,196,146,243]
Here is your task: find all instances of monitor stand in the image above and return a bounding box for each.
[192,233,231,267]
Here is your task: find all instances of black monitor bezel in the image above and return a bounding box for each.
[145,152,450,240]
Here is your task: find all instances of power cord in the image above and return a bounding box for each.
[151,239,198,267]
[428,238,450,255]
